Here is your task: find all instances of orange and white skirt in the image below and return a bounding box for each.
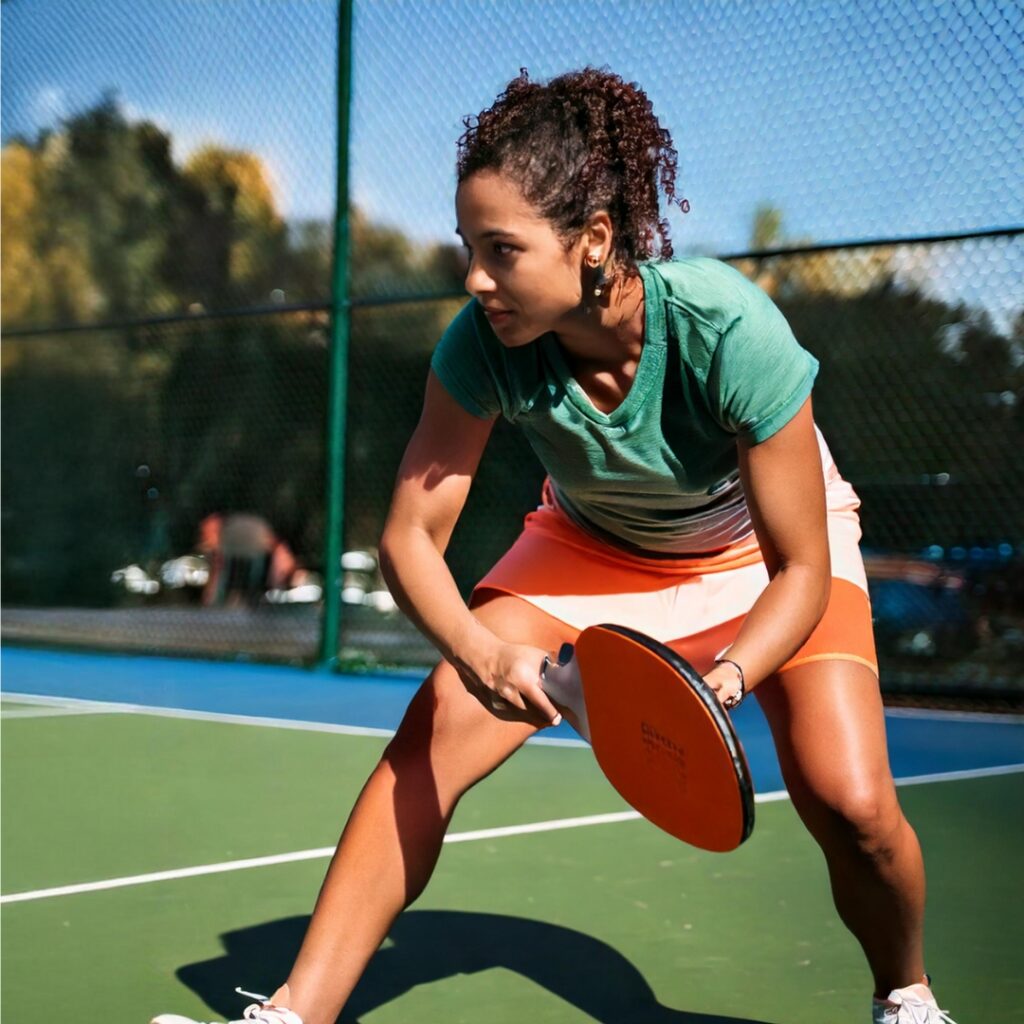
[473,469,878,679]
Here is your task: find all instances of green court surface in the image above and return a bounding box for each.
[3,701,1022,1023]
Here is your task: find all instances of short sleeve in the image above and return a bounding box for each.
[708,283,818,443]
[430,301,503,419]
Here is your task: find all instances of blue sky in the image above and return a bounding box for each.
[3,0,1022,327]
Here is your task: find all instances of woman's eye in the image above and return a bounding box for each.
[493,243,515,257]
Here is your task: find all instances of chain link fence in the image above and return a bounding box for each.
[3,0,1022,703]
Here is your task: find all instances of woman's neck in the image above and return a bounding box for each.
[553,271,646,369]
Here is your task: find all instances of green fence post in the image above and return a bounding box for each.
[318,0,355,671]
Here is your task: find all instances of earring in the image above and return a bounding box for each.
[586,252,606,298]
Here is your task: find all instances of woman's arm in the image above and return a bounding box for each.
[379,370,561,722]
[704,396,832,703]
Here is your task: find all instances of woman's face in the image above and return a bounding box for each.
[455,169,591,347]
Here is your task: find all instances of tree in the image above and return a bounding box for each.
[1,95,472,606]
[726,207,1023,549]
[782,284,1023,549]
[1,139,98,326]
[737,204,896,301]
[1,143,44,324]
[179,145,288,309]
[42,93,183,320]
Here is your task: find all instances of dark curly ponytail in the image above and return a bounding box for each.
[457,67,687,274]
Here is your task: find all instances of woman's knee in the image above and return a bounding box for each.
[800,780,906,861]
[383,659,465,763]
[759,661,907,862]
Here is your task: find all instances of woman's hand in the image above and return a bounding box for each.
[703,659,745,711]
[458,641,563,727]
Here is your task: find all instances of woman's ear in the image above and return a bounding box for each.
[582,210,614,261]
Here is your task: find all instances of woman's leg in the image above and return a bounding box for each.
[755,660,927,997]
[270,592,574,1024]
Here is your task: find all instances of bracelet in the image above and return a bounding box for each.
[714,657,746,709]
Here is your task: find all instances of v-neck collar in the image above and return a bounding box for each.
[541,261,667,426]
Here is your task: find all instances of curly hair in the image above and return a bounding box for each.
[457,67,687,274]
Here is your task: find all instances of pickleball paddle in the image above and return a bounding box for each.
[541,623,754,852]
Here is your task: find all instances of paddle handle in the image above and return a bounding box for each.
[540,643,591,742]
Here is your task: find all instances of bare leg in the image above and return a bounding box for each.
[755,660,927,997]
[269,593,575,1024]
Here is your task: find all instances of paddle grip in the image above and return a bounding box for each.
[540,643,591,742]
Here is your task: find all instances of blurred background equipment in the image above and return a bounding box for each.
[1,0,1021,704]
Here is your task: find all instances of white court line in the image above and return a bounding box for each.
[0,692,397,740]
[0,799,780,907]
[3,763,1021,907]
[882,706,1023,725]
[1,706,132,720]
[0,691,589,746]
[892,762,1024,787]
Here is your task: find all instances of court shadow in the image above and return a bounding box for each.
[175,909,771,1023]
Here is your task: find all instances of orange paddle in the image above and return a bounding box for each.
[542,623,754,852]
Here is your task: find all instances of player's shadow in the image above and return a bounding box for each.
[176,909,770,1023]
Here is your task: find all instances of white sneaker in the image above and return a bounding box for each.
[151,988,303,1024]
[872,982,958,1023]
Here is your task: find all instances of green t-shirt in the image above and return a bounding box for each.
[430,257,818,554]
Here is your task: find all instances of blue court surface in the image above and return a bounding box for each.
[3,645,1023,794]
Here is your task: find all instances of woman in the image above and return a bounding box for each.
[153,68,956,1024]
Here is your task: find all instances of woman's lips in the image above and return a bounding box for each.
[483,307,513,325]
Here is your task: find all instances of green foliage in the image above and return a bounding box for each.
[1,339,148,604]
[44,93,184,320]
[2,92,310,323]
[735,211,1023,551]
[779,280,1023,549]
[1,96,461,606]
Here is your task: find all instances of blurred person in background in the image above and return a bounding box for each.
[196,512,298,608]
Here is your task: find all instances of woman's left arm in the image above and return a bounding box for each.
[704,395,831,706]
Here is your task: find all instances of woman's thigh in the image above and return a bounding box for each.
[385,589,578,800]
[754,660,902,844]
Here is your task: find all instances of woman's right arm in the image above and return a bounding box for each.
[378,371,561,724]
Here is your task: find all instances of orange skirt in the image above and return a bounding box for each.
[474,477,878,678]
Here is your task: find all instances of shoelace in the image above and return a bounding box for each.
[234,988,295,1023]
[887,992,959,1024]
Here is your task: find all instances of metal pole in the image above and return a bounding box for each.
[318,0,354,670]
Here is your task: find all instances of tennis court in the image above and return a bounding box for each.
[3,647,1022,1023]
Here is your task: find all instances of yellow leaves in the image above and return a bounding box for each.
[185,144,280,221]
[2,143,41,324]
[738,205,897,299]
[183,145,285,288]
[2,143,100,325]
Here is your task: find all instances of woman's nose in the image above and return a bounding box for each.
[465,257,496,298]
